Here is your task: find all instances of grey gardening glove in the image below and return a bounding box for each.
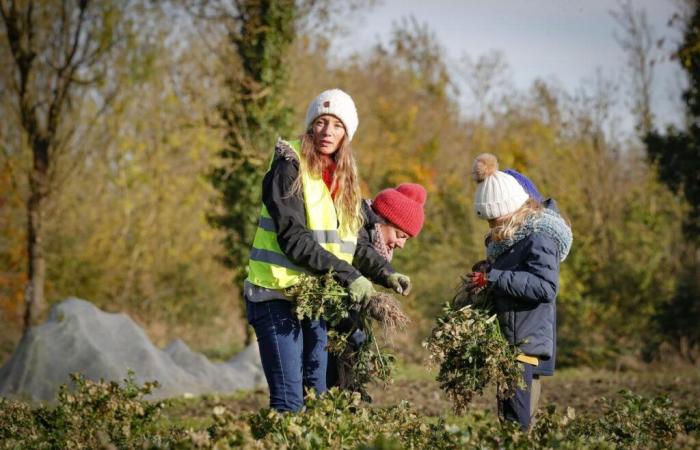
[348,276,376,306]
[387,272,412,296]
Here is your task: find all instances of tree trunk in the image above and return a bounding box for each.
[23,138,49,329]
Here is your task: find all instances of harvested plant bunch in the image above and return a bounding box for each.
[334,331,396,394]
[452,273,491,309]
[423,302,523,413]
[285,271,354,323]
[367,292,410,333]
[286,273,407,391]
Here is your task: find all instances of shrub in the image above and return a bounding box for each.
[0,372,164,449]
[2,373,699,449]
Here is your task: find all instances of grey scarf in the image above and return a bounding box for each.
[486,208,572,262]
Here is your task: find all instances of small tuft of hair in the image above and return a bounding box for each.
[472,153,499,182]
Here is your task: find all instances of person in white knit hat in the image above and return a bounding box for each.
[243,89,409,413]
[465,153,572,431]
[304,88,360,141]
[473,156,530,221]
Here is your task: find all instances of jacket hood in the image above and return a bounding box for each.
[274,138,300,163]
[362,199,384,227]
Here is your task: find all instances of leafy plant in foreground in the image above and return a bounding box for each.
[2,375,699,449]
[424,278,523,413]
[0,372,164,449]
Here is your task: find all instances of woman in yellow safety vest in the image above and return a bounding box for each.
[244,89,411,412]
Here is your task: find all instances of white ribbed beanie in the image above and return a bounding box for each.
[472,153,529,220]
[305,89,359,141]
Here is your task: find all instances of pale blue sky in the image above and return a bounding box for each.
[332,0,684,132]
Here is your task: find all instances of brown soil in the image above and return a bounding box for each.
[160,366,700,426]
[368,367,700,417]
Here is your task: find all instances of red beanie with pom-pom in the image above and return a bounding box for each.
[372,183,427,237]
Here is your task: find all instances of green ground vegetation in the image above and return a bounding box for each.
[1,368,699,449]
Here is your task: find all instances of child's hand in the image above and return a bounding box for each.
[466,271,489,294]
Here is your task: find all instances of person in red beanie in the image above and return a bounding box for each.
[328,182,427,396]
[368,183,427,262]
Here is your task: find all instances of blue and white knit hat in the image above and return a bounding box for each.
[503,168,544,203]
[472,153,529,220]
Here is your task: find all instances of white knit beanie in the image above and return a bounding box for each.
[305,89,359,141]
[472,153,529,220]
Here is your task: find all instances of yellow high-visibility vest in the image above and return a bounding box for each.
[246,139,358,290]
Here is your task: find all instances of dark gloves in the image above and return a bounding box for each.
[387,272,412,296]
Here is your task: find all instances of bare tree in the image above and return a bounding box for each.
[460,50,510,123]
[0,0,127,328]
[612,0,657,136]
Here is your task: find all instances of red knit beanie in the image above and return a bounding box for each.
[372,183,427,237]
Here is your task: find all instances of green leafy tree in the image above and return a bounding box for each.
[207,0,296,343]
[644,2,700,360]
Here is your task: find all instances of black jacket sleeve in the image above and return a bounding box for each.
[261,155,362,287]
[352,204,396,287]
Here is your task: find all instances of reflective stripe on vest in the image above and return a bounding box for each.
[246,139,358,290]
[257,216,356,254]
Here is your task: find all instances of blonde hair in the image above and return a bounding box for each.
[291,132,363,235]
[489,198,543,242]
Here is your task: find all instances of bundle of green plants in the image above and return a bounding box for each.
[285,271,351,323]
[285,272,409,332]
[423,279,523,413]
[331,328,396,395]
[285,273,408,392]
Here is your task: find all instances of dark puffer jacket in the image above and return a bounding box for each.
[351,200,395,283]
[487,231,560,360]
[534,199,562,376]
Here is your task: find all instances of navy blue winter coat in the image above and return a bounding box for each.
[487,231,560,362]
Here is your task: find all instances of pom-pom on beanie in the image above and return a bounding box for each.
[305,89,359,141]
[372,183,427,237]
[472,153,529,220]
[503,168,544,203]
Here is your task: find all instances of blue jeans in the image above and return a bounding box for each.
[246,299,328,412]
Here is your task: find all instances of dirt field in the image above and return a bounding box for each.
[160,364,700,426]
[369,366,700,417]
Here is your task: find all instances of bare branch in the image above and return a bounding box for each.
[611,0,656,135]
[63,0,88,74]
